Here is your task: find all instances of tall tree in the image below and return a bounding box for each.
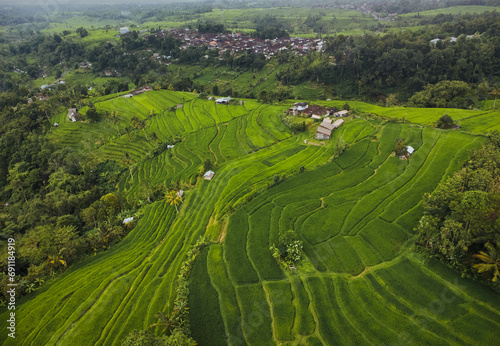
[165,189,182,213]
[490,86,500,110]
[123,153,134,180]
[473,242,500,282]
[109,111,120,134]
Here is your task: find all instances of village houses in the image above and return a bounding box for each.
[316,118,344,140]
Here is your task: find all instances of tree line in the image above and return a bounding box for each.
[417,131,500,289]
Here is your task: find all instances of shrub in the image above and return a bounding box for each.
[436,114,454,129]
[270,230,303,267]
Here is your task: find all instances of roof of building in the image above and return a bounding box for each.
[334,110,349,116]
[333,119,344,127]
[216,97,231,103]
[123,217,134,224]
[407,146,415,154]
[319,121,335,131]
[294,102,309,107]
[204,170,215,178]
[316,127,332,137]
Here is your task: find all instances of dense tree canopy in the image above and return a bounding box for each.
[417,131,500,286]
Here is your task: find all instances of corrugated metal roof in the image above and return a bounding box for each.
[317,127,332,136]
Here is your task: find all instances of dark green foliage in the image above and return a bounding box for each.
[334,135,350,157]
[122,329,162,346]
[86,106,101,122]
[290,121,306,133]
[122,329,196,346]
[417,131,500,278]
[436,114,455,129]
[76,27,89,38]
[197,21,226,34]
[272,229,303,265]
[394,138,408,156]
[251,16,290,39]
[203,158,213,172]
[408,81,477,108]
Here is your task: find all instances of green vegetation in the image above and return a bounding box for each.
[416,131,500,285]
[2,2,500,345]
[2,86,500,345]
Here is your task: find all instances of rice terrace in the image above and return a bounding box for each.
[1,87,499,345]
[1,0,500,345]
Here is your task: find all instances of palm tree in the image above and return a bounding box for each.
[109,111,120,134]
[490,87,500,110]
[150,131,159,147]
[39,101,50,120]
[123,153,134,179]
[148,311,175,335]
[46,251,67,275]
[473,242,500,282]
[139,119,149,141]
[25,283,36,293]
[165,189,182,213]
[123,126,132,142]
[131,115,141,130]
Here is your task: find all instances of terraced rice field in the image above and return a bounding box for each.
[190,123,500,345]
[314,99,500,133]
[4,91,500,345]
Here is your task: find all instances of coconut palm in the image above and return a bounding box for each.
[165,189,182,213]
[123,126,132,142]
[473,242,500,282]
[139,119,149,140]
[46,250,67,275]
[150,131,159,147]
[109,110,120,134]
[148,311,176,334]
[123,153,134,179]
[490,87,500,110]
[25,283,36,293]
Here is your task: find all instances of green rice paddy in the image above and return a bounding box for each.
[2,90,500,345]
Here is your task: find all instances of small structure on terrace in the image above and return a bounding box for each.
[67,108,82,122]
[215,97,231,104]
[315,118,344,140]
[204,170,215,180]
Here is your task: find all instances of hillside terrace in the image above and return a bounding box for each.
[155,28,325,58]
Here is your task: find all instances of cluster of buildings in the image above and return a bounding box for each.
[287,102,349,119]
[67,108,82,122]
[430,34,478,45]
[156,28,326,59]
[123,86,153,98]
[287,102,350,140]
[40,79,65,90]
[316,118,344,140]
